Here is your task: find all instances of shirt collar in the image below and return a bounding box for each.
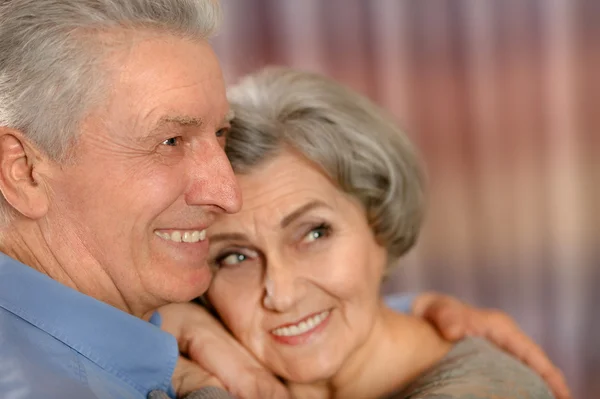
[0,251,178,396]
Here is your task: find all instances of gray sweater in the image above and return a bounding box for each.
[386,337,554,399]
[148,386,233,399]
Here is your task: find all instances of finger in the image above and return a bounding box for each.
[464,312,488,336]
[496,332,571,399]
[173,356,224,396]
[421,296,468,341]
[186,336,290,399]
[540,370,571,399]
[495,332,571,399]
[483,312,572,399]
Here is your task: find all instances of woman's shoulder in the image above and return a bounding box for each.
[388,337,554,399]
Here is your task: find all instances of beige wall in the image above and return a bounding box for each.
[213,1,599,397]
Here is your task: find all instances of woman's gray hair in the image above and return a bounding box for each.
[226,67,426,266]
[0,0,221,223]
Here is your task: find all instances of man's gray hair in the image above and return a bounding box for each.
[0,0,221,223]
[226,67,426,266]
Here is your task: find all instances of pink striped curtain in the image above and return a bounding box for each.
[212,1,599,397]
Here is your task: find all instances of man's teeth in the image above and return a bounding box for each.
[271,310,330,337]
[155,230,207,243]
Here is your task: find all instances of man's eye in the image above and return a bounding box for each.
[162,137,181,146]
[216,127,229,138]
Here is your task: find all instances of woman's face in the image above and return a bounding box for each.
[206,149,388,383]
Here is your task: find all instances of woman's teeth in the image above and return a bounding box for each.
[155,230,207,243]
[272,310,330,337]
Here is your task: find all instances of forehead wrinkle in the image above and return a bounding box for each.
[233,151,340,234]
[242,189,329,232]
[241,167,334,211]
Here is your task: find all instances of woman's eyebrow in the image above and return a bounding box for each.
[210,201,329,244]
[280,200,330,228]
[209,232,248,245]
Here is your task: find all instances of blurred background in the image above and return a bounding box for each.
[212,0,599,397]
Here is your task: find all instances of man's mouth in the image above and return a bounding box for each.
[154,229,207,243]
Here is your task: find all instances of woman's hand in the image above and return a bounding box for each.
[159,302,291,399]
[412,292,571,399]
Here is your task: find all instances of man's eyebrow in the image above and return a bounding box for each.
[150,115,204,134]
[280,200,330,228]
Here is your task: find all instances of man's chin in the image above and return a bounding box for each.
[160,262,214,302]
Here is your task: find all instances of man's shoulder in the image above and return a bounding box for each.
[384,293,417,314]
[0,307,101,398]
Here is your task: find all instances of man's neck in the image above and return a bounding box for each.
[0,218,155,319]
[287,302,451,399]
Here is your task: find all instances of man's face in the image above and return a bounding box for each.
[42,34,241,314]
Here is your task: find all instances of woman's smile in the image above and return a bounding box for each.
[270,309,333,345]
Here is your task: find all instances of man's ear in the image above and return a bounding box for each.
[0,128,49,220]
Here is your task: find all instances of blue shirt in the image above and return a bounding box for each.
[0,252,178,399]
[385,292,416,313]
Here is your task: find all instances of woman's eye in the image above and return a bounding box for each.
[303,224,330,243]
[220,253,247,266]
[161,137,181,146]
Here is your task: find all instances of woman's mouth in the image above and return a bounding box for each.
[270,310,331,345]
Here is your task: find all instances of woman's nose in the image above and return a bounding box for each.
[262,264,307,313]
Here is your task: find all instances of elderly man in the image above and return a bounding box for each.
[0,1,569,399]
[0,0,240,397]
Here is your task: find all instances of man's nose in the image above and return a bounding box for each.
[185,139,242,214]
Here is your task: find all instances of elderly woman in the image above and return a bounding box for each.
[195,67,557,399]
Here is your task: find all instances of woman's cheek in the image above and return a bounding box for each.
[210,278,255,330]
[311,246,363,295]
